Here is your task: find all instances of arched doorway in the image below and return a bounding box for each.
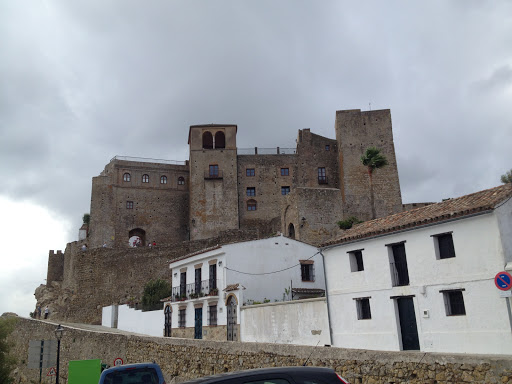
[288,223,295,239]
[226,295,238,341]
[128,228,146,247]
[164,305,172,337]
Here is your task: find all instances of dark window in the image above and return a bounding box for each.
[123,173,131,182]
[209,165,219,177]
[180,272,186,298]
[390,243,409,286]
[281,186,290,195]
[247,187,256,196]
[160,175,167,184]
[350,250,364,272]
[356,298,371,320]
[247,199,257,211]
[318,167,327,184]
[209,264,217,292]
[301,263,315,282]
[208,305,217,326]
[194,268,201,295]
[437,233,456,259]
[288,223,295,239]
[142,174,149,183]
[215,131,225,149]
[325,145,330,151]
[444,290,466,316]
[281,168,289,176]
[178,176,185,185]
[178,309,186,327]
[246,168,255,177]
[202,131,213,149]
[126,201,134,209]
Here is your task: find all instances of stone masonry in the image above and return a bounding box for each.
[8,317,512,384]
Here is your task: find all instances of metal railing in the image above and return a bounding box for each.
[110,155,187,165]
[204,170,223,179]
[171,280,220,302]
[237,147,296,155]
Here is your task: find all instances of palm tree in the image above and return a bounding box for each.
[361,147,388,219]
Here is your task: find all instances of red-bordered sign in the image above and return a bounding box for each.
[114,357,124,366]
[47,367,56,376]
[495,271,512,291]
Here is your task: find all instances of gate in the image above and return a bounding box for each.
[164,305,171,337]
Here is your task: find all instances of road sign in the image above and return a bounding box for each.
[27,340,57,369]
[47,367,56,376]
[114,357,124,366]
[495,271,512,291]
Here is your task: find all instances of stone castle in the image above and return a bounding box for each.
[39,108,405,323]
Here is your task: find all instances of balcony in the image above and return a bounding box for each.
[318,176,328,185]
[204,170,223,180]
[171,279,220,302]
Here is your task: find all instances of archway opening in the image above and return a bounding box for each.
[202,131,213,149]
[288,223,295,239]
[128,228,146,247]
[215,131,225,149]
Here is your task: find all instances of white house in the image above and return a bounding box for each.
[321,184,512,355]
[162,235,325,341]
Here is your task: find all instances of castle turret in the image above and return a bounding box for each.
[188,124,239,240]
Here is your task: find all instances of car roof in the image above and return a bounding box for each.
[101,362,161,374]
[181,366,336,383]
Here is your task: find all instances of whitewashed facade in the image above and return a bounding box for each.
[163,235,325,341]
[102,304,164,337]
[322,185,512,355]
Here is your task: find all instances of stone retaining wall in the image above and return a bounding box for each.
[8,317,512,384]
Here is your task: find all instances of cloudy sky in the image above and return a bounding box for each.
[1,1,510,316]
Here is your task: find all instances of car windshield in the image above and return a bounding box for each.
[103,367,159,384]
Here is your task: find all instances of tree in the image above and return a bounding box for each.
[82,213,91,225]
[142,279,172,311]
[501,169,512,184]
[0,316,17,384]
[361,147,388,219]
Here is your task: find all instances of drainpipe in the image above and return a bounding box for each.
[319,250,334,346]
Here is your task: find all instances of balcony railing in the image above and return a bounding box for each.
[204,170,223,179]
[238,147,296,155]
[171,279,220,302]
[318,177,328,185]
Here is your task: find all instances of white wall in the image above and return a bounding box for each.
[240,298,330,346]
[323,212,512,354]
[102,304,164,337]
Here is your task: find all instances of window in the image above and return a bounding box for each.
[123,173,131,182]
[209,264,217,292]
[247,199,257,211]
[389,242,409,286]
[178,308,186,327]
[180,272,186,298]
[160,175,167,184]
[209,165,219,177]
[349,250,364,272]
[443,290,466,316]
[215,131,225,149]
[325,145,330,151]
[126,201,134,209]
[281,168,289,176]
[246,187,256,196]
[202,131,213,149]
[300,261,315,282]
[434,233,456,259]
[281,186,290,195]
[142,174,149,183]
[355,298,371,320]
[208,305,217,326]
[178,176,185,185]
[246,168,255,177]
[318,167,327,184]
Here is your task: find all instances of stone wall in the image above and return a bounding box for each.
[41,230,259,324]
[8,317,512,384]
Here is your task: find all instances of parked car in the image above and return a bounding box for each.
[98,362,166,384]
[180,366,350,384]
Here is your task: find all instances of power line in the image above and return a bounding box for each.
[224,251,320,275]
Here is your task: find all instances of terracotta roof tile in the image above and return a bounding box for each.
[224,283,240,292]
[292,288,325,294]
[322,184,512,247]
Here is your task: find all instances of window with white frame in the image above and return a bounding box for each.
[442,289,466,316]
[300,261,315,282]
[208,304,217,326]
[349,249,364,272]
[433,232,456,259]
[178,308,186,327]
[355,297,371,320]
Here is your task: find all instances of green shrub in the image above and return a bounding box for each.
[142,279,172,311]
[337,216,363,230]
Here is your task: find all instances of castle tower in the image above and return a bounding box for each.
[335,109,403,221]
[188,124,239,240]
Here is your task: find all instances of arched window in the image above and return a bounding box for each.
[160,175,167,184]
[288,223,295,239]
[247,199,257,211]
[178,176,185,185]
[215,131,225,149]
[142,174,149,183]
[202,131,213,149]
[123,173,131,182]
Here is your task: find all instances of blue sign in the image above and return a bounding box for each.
[495,271,512,291]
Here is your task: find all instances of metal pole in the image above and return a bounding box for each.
[56,338,60,384]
